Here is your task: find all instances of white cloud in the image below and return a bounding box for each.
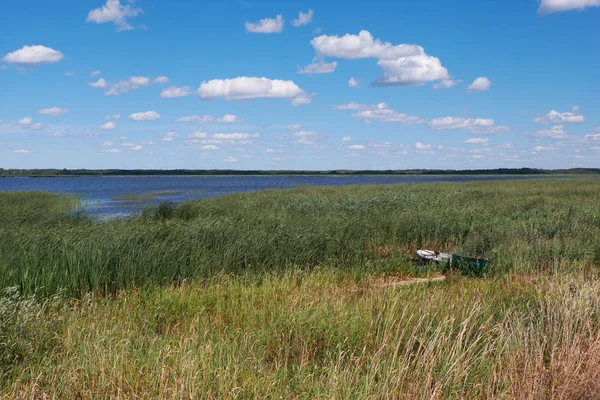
[105,76,156,96]
[130,111,160,121]
[129,145,143,151]
[352,103,425,125]
[433,79,460,89]
[333,102,363,110]
[534,145,558,151]
[538,0,600,14]
[349,144,365,150]
[161,132,178,142]
[16,118,44,130]
[467,77,492,92]
[348,77,359,88]
[375,54,449,86]
[89,78,108,89]
[13,149,32,154]
[201,145,219,151]
[100,121,117,130]
[245,15,284,33]
[291,94,312,106]
[161,86,191,98]
[276,130,325,146]
[583,133,600,141]
[465,138,490,144]
[38,107,68,117]
[90,70,101,77]
[101,148,121,153]
[154,76,170,84]
[112,114,121,119]
[310,30,450,87]
[298,61,338,74]
[342,136,352,142]
[188,131,208,138]
[2,45,63,64]
[531,125,568,139]
[224,156,238,163]
[428,117,509,134]
[212,133,258,140]
[176,114,242,123]
[311,30,421,60]
[49,132,65,138]
[415,142,431,149]
[292,9,314,27]
[65,71,75,77]
[533,108,585,124]
[288,124,303,130]
[198,77,310,105]
[17,118,33,125]
[86,0,142,31]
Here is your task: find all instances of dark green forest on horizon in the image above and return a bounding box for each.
[1,167,599,177]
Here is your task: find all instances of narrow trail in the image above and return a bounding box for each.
[382,276,446,287]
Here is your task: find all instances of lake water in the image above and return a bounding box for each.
[0,175,557,217]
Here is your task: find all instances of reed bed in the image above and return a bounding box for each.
[2,178,600,398]
[3,270,600,398]
[2,178,600,298]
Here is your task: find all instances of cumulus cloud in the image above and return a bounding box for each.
[433,79,461,89]
[86,0,142,31]
[348,103,425,125]
[531,125,568,139]
[224,156,238,162]
[534,145,558,151]
[333,102,364,110]
[348,77,359,88]
[533,107,585,124]
[288,124,303,130]
[197,77,310,105]
[154,76,170,84]
[375,54,449,86]
[90,70,101,77]
[538,0,600,14]
[38,107,68,117]
[100,121,117,130]
[467,77,492,92]
[17,118,33,125]
[89,78,108,89]
[130,111,160,121]
[292,9,314,27]
[298,61,338,74]
[2,45,63,64]
[465,138,490,144]
[348,144,365,150]
[428,117,509,134]
[176,114,241,123]
[310,30,450,86]
[160,86,191,98]
[160,132,178,142]
[16,118,44,130]
[415,142,431,149]
[245,15,284,33]
[311,30,421,60]
[49,132,65,138]
[342,136,352,142]
[13,149,32,154]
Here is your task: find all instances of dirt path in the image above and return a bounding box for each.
[383,276,446,287]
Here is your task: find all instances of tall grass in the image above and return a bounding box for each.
[1,178,600,297]
[3,270,600,398]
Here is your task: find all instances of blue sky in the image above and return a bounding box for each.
[1,0,599,170]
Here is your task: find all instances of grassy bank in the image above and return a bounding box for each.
[3,270,600,398]
[2,178,600,297]
[1,178,600,398]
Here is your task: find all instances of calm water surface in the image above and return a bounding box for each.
[0,175,557,217]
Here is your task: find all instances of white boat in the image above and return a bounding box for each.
[417,249,452,263]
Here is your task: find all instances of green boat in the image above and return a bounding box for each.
[417,249,489,276]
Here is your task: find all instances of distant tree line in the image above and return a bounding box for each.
[1,167,599,177]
